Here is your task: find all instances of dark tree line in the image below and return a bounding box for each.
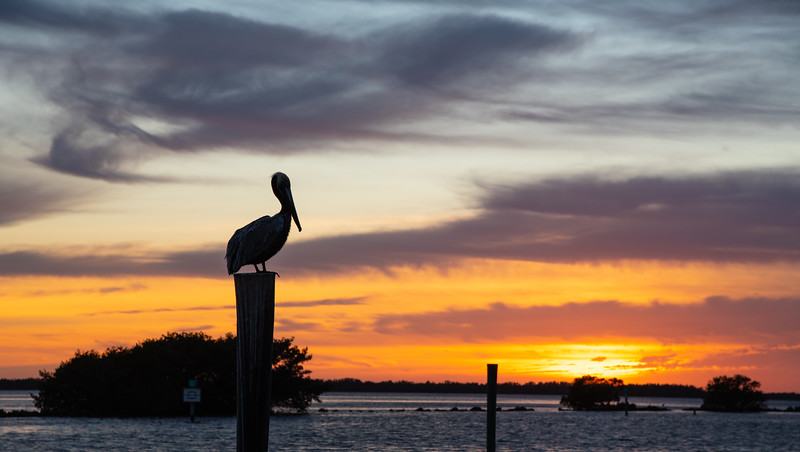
[326,378,570,394]
[32,332,328,416]
[326,378,707,398]
[625,383,704,398]
[0,378,41,390]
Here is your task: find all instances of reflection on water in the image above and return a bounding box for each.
[1,392,799,451]
[0,391,38,412]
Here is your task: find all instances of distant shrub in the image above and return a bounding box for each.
[560,375,624,410]
[701,374,766,412]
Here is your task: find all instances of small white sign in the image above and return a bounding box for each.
[183,388,202,403]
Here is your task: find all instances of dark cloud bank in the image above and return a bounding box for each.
[1,170,798,278]
[4,1,574,181]
[279,169,800,274]
[2,0,797,182]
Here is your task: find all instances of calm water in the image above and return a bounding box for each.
[2,391,799,451]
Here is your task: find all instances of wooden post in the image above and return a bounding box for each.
[234,273,276,452]
[487,363,498,452]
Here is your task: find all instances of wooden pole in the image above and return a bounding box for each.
[487,363,498,452]
[234,273,276,452]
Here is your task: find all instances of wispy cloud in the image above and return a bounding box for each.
[0,175,89,226]
[280,297,368,308]
[26,283,146,298]
[6,4,577,181]
[375,14,575,88]
[173,325,215,334]
[84,304,233,317]
[275,318,320,332]
[0,248,224,277]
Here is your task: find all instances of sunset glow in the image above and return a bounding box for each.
[1,1,799,393]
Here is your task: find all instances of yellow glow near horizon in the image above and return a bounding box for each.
[300,341,761,388]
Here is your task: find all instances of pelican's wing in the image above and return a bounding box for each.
[237,214,286,264]
[225,227,245,274]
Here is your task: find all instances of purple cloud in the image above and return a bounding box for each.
[372,296,800,344]
[2,3,579,182]
[1,169,799,277]
[9,1,795,184]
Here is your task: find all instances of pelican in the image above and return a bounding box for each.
[225,172,302,274]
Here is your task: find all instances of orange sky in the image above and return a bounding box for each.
[3,259,799,392]
[1,1,800,393]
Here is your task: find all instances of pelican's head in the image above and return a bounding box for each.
[272,172,302,232]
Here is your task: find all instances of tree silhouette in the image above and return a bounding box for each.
[701,374,766,412]
[271,337,329,411]
[33,332,326,416]
[560,375,624,410]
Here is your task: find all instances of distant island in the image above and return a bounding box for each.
[0,378,40,390]
[3,376,799,400]
[321,378,800,401]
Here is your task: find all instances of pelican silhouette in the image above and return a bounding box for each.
[225,172,302,274]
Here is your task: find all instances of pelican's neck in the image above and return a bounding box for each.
[278,201,293,215]
[271,172,300,231]
[272,181,292,214]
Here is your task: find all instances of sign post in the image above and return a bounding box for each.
[624,386,629,416]
[183,380,201,423]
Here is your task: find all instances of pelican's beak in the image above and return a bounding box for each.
[286,187,302,232]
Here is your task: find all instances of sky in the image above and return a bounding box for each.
[1,0,799,392]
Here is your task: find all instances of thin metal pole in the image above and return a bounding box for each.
[234,273,276,452]
[624,386,629,416]
[487,364,498,452]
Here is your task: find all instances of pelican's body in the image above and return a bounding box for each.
[226,172,302,274]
